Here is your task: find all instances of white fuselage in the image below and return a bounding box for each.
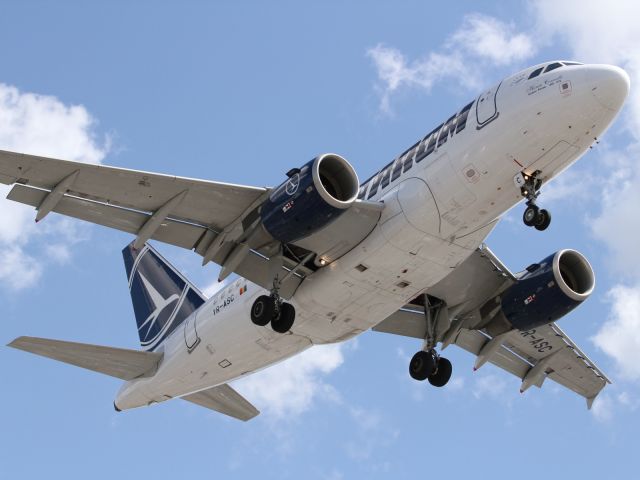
[116,63,628,410]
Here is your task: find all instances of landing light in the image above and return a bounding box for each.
[319,258,327,266]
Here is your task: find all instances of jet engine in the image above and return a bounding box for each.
[260,153,359,244]
[487,249,595,334]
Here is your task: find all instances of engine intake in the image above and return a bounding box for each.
[261,153,359,244]
[496,249,595,332]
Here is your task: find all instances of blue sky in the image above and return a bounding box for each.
[1,1,639,478]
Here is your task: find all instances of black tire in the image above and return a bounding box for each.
[534,209,551,231]
[428,357,453,387]
[409,350,436,381]
[251,295,275,326]
[523,205,539,226]
[271,302,295,333]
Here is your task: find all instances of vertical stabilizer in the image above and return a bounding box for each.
[122,242,206,350]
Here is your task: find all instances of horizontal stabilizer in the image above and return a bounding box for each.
[182,384,259,421]
[8,336,163,381]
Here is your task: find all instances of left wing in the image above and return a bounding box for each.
[373,245,610,407]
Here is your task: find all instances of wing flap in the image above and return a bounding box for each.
[8,184,206,250]
[504,323,609,399]
[181,384,259,421]
[453,328,531,379]
[8,336,163,381]
[0,149,267,229]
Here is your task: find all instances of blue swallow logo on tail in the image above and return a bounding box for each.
[122,242,206,350]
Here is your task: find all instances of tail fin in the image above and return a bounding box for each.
[122,241,206,351]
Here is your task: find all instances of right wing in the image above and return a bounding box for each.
[181,384,260,421]
[373,245,610,407]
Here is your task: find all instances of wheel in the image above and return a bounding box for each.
[523,204,539,226]
[428,357,452,387]
[534,209,551,231]
[250,295,275,326]
[409,350,437,381]
[271,302,295,333]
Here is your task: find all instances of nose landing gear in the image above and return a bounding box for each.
[517,170,551,231]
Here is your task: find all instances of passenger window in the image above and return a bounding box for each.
[367,174,381,199]
[544,62,562,73]
[403,151,413,173]
[528,67,543,79]
[455,101,473,133]
[391,157,403,182]
[380,167,392,189]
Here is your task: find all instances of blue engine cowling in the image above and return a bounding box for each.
[260,153,359,244]
[500,249,595,331]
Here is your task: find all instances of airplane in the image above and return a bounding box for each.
[3,60,629,421]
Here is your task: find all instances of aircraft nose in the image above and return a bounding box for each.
[588,65,630,111]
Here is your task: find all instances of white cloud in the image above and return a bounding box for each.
[0,84,107,163]
[367,45,469,113]
[472,372,508,400]
[449,14,535,66]
[0,245,43,290]
[367,14,536,113]
[590,392,614,423]
[592,285,640,381]
[232,344,344,419]
[0,83,108,290]
[590,388,638,423]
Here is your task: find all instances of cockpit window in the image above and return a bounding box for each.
[544,62,563,73]
[528,67,544,79]
[562,61,583,66]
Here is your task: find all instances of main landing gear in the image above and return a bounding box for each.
[518,170,551,231]
[250,295,296,333]
[409,349,453,387]
[409,294,453,388]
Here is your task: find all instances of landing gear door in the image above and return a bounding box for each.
[476,82,501,128]
[184,312,200,352]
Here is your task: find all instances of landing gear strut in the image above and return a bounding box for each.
[409,294,453,388]
[518,170,551,231]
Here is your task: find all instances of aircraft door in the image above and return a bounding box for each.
[184,312,200,352]
[475,82,501,128]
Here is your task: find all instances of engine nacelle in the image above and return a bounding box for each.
[260,153,359,244]
[498,249,595,331]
